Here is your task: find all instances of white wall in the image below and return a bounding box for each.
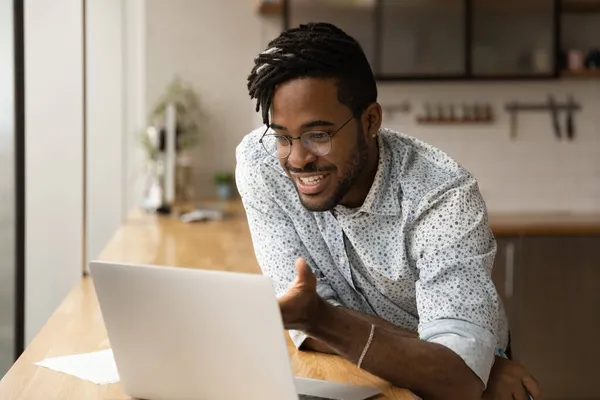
[85,0,147,269]
[379,80,600,213]
[85,0,125,263]
[145,0,268,198]
[25,0,84,344]
[123,0,146,214]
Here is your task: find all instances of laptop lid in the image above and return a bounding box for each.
[90,260,299,400]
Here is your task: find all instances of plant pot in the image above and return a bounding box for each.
[216,183,233,201]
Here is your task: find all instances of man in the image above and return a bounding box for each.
[236,22,539,400]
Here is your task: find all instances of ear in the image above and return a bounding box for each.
[362,102,382,139]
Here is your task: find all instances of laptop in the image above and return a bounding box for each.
[89,261,382,400]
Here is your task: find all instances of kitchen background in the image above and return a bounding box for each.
[1,1,598,399]
[147,0,600,214]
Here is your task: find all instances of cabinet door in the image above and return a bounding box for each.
[380,0,466,77]
[471,0,557,77]
[515,236,600,399]
[491,237,521,337]
[287,0,378,72]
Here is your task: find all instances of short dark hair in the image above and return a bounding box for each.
[247,22,378,126]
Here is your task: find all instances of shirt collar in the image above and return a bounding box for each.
[262,128,402,216]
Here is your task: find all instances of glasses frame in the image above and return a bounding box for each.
[259,115,354,159]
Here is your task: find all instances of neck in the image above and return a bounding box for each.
[338,138,380,209]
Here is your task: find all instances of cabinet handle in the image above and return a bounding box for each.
[504,242,515,299]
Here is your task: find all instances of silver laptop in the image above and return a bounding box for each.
[89,261,381,400]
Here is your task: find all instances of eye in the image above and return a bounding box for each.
[275,135,290,146]
[307,132,330,142]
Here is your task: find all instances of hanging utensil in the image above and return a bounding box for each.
[566,95,575,141]
[509,109,517,140]
[548,95,561,140]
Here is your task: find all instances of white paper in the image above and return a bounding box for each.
[35,349,120,385]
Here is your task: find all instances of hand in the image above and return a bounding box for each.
[278,258,322,331]
[483,356,541,400]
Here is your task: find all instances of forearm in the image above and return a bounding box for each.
[341,307,418,338]
[305,300,484,400]
[301,307,416,355]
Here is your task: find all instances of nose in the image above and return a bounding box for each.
[286,138,317,169]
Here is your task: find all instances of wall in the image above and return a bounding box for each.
[145,0,268,199]
[379,80,600,213]
[85,0,125,263]
[123,0,146,215]
[24,0,84,344]
[85,0,147,271]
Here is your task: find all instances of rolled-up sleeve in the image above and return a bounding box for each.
[236,137,340,348]
[410,174,505,386]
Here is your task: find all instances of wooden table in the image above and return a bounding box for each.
[0,200,413,399]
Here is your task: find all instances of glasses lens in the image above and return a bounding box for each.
[302,132,332,156]
[261,134,291,158]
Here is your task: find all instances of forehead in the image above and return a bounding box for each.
[271,78,347,125]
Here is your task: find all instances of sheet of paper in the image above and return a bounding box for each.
[34,349,120,385]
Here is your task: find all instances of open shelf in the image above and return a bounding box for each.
[258,1,283,15]
[562,0,600,13]
[561,69,600,78]
[416,118,495,125]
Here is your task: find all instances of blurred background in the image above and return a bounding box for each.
[1,0,599,398]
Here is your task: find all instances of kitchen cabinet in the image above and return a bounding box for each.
[287,0,378,70]
[492,235,600,399]
[284,0,566,80]
[379,0,466,78]
[471,0,557,77]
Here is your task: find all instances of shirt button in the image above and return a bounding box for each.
[339,256,345,264]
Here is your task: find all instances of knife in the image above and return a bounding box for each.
[548,95,561,140]
[566,95,575,141]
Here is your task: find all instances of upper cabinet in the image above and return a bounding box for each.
[288,0,378,70]
[380,0,466,78]
[471,0,556,77]
[280,0,599,80]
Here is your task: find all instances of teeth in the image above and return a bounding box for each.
[299,175,324,185]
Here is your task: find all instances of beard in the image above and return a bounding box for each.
[291,127,370,212]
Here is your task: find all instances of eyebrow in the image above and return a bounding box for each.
[270,120,336,131]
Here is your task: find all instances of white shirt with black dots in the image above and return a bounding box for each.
[235,126,509,387]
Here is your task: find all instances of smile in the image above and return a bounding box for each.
[293,173,330,195]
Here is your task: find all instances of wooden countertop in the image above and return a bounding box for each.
[0,200,412,400]
[488,212,600,237]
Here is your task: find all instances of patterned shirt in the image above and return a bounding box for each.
[235,127,509,386]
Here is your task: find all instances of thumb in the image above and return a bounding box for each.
[295,257,316,288]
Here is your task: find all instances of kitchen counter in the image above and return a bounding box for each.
[0,199,411,400]
[488,212,600,236]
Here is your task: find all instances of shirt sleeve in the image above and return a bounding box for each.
[235,141,340,348]
[409,174,504,387]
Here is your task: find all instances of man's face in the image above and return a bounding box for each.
[270,78,370,212]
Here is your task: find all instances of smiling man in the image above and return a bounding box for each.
[235,22,539,400]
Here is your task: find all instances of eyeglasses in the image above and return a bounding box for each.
[259,116,354,159]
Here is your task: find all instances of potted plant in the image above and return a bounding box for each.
[143,76,203,155]
[214,172,234,201]
[140,76,204,210]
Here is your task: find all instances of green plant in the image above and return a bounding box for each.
[214,172,234,186]
[140,76,204,163]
